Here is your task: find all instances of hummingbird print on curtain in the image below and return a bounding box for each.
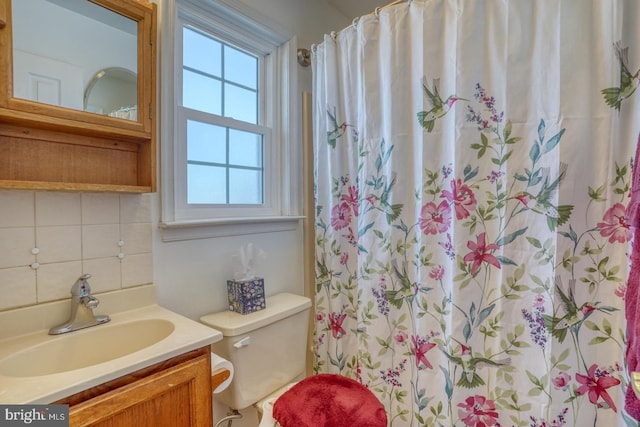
[601,42,640,111]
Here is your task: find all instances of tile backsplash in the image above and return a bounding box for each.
[0,190,153,311]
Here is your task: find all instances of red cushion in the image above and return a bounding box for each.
[272,374,387,427]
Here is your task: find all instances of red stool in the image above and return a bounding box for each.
[273,373,387,427]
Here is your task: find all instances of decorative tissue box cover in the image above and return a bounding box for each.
[227,278,266,314]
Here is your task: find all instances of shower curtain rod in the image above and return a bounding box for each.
[296,0,410,67]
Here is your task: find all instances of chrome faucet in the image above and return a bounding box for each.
[49,274,110,335]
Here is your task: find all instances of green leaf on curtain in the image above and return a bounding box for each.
[496,227,528,246]
[463,321,472,341]
[476,133,490,158]
[589,336,610,344]
[478,304,496,325]
[514,172,528,182]
[469,302,477,324]
[439,366,454,400]
[329,353,346,370]
[529,143,541,164]
[492,149,513,166]
[537,119,546,142]
[358,222,374,237]
[503,120,513,140]
[496,256,518,267]
[463,164,479,181]
[542,128,566,154]
[526,236,542,248]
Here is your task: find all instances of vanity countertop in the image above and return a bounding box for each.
[0,285,222,404]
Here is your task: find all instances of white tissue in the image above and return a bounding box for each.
[211,353,234,394]
[234,243,266,281]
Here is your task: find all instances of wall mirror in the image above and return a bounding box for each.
[84,67,137,120]
[11,0,139,121]
[0,0,157,192]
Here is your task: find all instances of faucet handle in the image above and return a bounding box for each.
[71,274,93,297]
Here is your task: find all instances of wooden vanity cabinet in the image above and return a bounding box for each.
[55,347,215,427]
[0,0,157,192]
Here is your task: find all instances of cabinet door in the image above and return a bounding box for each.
[68,354,212,427]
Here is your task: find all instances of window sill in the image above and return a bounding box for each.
[159,215,305,241]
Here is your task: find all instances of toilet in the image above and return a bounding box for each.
[200,292,312,426]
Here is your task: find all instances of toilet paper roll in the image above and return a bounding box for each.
[211,353,234,394]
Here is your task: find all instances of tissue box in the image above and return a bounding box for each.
[227,278,266,314]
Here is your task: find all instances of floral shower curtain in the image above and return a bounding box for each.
[311,1,640,426]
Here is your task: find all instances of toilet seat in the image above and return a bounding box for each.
[272,374,387,427]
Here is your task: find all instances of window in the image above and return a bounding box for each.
[160,0,302,238]
[182,26,264,205]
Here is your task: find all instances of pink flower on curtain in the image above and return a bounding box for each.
[394,331,408,344]
[342,227,357,246]
[330,202,352,230]
[419,200,452,235]
[463,232,501,276]
[429,265,445,280]
[575,364,621,411]
[441,178,478,220]
[340,185,359,216]
[457,395,499,427]
[329,312,347,338]
[597,202,630,243]
[339,252,348,265]
[552,372,571,390]
[411,335,436,370]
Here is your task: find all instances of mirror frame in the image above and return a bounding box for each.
[0,0,155,137]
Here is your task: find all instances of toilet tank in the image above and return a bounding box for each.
[201,292,311,410]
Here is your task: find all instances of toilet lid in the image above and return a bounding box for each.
[272,374,387,427]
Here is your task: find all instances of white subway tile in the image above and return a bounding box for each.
[35,192,81,226]
[0,190,34,227]
[0,227,35,269]
[0,267,37,310]
[82,193,120,225]
[82,224,120,259]
[120,223,152,254]
[121,253,153,288]
[82,257,122,293]
[120,194,152,224]
[36,225,82,264]
[36,261,83,302]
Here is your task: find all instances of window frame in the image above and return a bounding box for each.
[160,0,303,240]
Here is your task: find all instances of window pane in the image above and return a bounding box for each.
[187,121,226,164]
[188,165,226,204]
[224,45,257,89]
[183,28,221,77]
[229,129,262,167]
[183,70,221,115]
[224,83,257,123]
[229,169,262,204]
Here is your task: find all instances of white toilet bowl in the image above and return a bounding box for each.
[255,382,297,427]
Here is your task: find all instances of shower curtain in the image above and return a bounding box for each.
[311,1,640,426]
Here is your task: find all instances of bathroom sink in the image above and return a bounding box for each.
[0,318,174,377]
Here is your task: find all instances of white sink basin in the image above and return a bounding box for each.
[0,319,174,377]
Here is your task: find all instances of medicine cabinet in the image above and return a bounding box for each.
[0,0,157,192]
